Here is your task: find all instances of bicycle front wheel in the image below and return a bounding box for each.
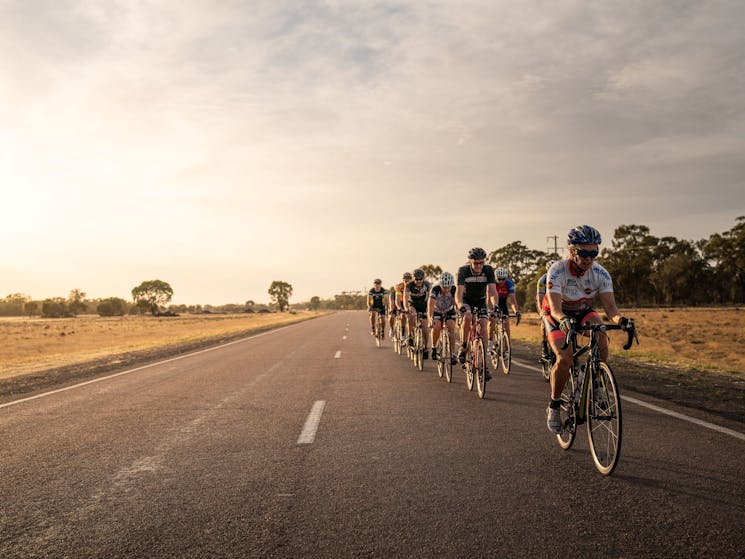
[474,339,487,399]
[436,338,444,378]
[489,332,499,370]
[557,369,577,449]
[500,331,511,374]
[415,327,424,371]
[443,334,453,383]
[587,362,622,475]
[464,348,474,392]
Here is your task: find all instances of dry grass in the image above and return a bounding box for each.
[511,307,745,375]
[0,312,329,380]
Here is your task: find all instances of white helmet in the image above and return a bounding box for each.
[495,267,508,279]
[440,271,454,288]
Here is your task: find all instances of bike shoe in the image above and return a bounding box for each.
[484,370,492,381]
[431,348,438,361]
[450,356,458,365]
[457,346,467,364]
[546,405,563,434]
[423,350,429,360]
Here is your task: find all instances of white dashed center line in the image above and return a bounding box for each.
[334,350,342,358]
[297,400,326,444]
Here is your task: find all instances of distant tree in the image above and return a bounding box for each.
[0,293,31,316]
[41,298,71,318]
[333,291,366,310]
[23,301,39,317]
[309,296,321,311]
[131,279,174,316]
[268,281,293,312]
[67,288,87,316]
[487,241,544,285]
[419,264,443,282]
[600,225,658,306]
[97,297,129,317]
[702,216,745,304]
[245,300,255,311]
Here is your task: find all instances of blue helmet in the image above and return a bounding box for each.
[567,225,602,246]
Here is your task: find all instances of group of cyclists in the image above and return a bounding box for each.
[367,224,634,434]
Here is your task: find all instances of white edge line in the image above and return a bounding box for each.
[0,321,305,410]
[297,400,326,444]
[512,358,745,442]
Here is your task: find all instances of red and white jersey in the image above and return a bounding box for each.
[542,259,613,315]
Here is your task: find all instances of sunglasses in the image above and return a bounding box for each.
[471,260,485,266]
[575,249,599,258]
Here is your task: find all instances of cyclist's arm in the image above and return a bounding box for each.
[487,283,498,313]
[598,292,622,324]
[367,294,372,309]
[535,292,543,314]
[547,292,565,321]
[403,288,412,312]
[427,297,435,323]
[508,293,519,315]
[455,285,465,309]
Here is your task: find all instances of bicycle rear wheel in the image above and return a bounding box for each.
[415,327,424,371]
[557,369,577,449]
[489,331,499,370]
[393,319,402,354]
[443,334,453,383]
[587,362,622,475]
[474,339,487,399]
[500,331,511,374]
[375,315,383,347]
[436,337,444,378]
[464,346,474,392]
[540,350,553,382]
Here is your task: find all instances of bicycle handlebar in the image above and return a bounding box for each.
[560,320,639,351]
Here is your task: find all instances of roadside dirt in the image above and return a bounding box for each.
[510,339,745,426]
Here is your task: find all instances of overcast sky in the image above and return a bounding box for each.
[2,1,744,305]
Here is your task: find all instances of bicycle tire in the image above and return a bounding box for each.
[557,369,577,449]
[375,315,383,347]
[393,319,402,354]
[436,337,444,378]
[475,339,487,399]
[464,346,474,392]
[443,334,453,383]
[415,326,424,371]
[500,331,511,374]
[587,362,622,475]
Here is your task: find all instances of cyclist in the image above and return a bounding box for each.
[387,285,397,338]
[404,268,432,359]
[536,260,556,360]
[427,271,458,364]
[492,266,521,341]
[543,225,631,434]
[393,272,412,339]
[367,279,387,337]
[455,247,498,380]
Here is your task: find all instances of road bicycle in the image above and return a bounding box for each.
[554,319,639,475]
[488,310,519,374]
[371,309,386,347]
[434,316,456,383]
[539,341,554,382]
[393,312,405,355]
[409,311,427,371]
[461,307,488,399]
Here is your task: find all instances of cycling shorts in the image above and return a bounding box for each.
[542,309,600,342]
[462,298,489,319]
[433,309,457,322]
[369,306,386,315]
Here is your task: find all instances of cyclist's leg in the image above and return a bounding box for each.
[459,309,472,362]
[478,312,490,376]
[432,315,442,350]
[544,315,572,399]
[369,310,375,334]
[446,316,457,363]
[420,313,431,354]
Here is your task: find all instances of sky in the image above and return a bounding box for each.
[1,0,744,305]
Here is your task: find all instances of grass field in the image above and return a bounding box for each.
[512,307,745,376]
[0,311,328,380]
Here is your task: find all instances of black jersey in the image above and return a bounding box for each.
[405,280,431,303]
[457,263,496,301]
[368,287,387,307]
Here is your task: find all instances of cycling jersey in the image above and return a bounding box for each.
[405,280,431,313]
[457,263,496,302]
[430,284,455,313]
[394,282,407,309]
[537,273,547,296]
[495,278,515,300]
[541,259,613,316]
[368,287,387,310]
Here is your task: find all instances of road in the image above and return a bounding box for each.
[1,311,743,558]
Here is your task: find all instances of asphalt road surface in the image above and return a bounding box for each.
[2,311,743,558]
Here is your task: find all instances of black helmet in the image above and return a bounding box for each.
[374,278,382,284]
[467,247,487,260]
[413,269,425,280]
[567,225,602,245]
[403,272,412,280]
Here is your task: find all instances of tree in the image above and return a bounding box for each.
[268,281,293,312]
[23,301,39,317]
[131,279,174,316]
[245,300,255,312]
[419,264,443,282]
[600,225,658,306]
[0,293,31,316]
[487,241,544,285]
[68,288,87,316]
[702,216,745,304]
[97,297,129,317]
[41,298,70,318]
[309,296,321,311]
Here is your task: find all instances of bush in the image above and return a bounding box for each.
[97,297,129,317]
[41,298,71,318]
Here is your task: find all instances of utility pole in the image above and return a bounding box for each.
[546,235,563,256]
